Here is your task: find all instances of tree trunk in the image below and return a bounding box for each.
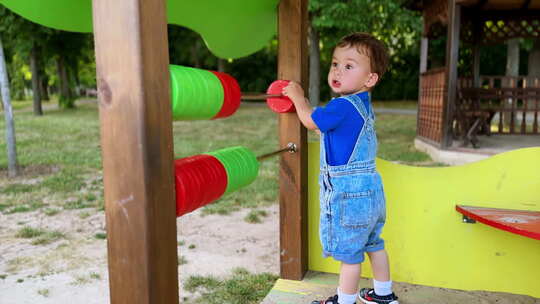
[308,20,320,106]
[504,38,519,126]
[71,59,81,97]
[190,40,201,68]
[40,74,50,100]
[38,58,49,100]
[30,43,43,115]
[0,36,19,177]
[217,58,226,73]
[56,56,75,108]
[529,39,540,78]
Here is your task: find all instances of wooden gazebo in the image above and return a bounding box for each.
[408,0,540,148]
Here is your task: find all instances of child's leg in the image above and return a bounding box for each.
[366,249,394,297]
[366,249,389,281]
[336,262,362,304]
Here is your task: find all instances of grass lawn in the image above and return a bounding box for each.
[372,99,418,110]
[0,99,431,216]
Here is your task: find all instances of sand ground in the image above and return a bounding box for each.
[1,202,539,304]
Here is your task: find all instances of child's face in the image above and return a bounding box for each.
[327,45,376,96]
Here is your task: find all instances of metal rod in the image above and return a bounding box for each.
[241,93,282,100]
[256,142,297,161]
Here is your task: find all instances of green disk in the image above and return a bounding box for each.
[169,65,223,120]
[206,146,259,195]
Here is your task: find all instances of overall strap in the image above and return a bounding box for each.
[342,93,372,127]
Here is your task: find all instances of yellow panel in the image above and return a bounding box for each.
[308,142,540,298]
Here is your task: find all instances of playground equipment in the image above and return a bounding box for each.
[0,1,309,304]
[174,144,296,217]
[456,205,540,240]
[0,0,280,59]
[169,65,294,120]
[304,144,540,299]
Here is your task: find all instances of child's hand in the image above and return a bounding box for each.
[282,81,305,103]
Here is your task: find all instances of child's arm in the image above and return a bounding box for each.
[282,81,318,131]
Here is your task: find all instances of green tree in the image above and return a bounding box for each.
[309,0,422,101]
[47,30,93,109]
[0,6,54,114]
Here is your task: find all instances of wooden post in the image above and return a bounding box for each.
[92,1,179,303]
[473,44,480,87]
[417,35,428,140]
[420,36,429,74]
[472,20,481,88]
[277,0,309,280]
[442,0,461,148]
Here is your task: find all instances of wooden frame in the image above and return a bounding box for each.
[277,0,309,280]
[92,0,179,303]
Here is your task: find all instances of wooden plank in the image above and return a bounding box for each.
[92,1,179,303]
[442,0,461,148]
[277,0,309,280]
[456,205,540,240]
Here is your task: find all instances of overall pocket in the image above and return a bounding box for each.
[339,190,374,228]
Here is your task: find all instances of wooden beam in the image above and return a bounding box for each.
[521,0,532,10]
[92,1,179,303]
[277,0,309,280]
[442,0,461,148]
[476,10,540,19]
[474,0,488,9]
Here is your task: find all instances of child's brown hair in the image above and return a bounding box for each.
[336,32,389,85]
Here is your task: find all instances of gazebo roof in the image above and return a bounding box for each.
[407,0,540,10]
[457,0,540,10]
[405,0,540,43]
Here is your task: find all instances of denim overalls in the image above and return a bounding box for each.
[319,93,386,264]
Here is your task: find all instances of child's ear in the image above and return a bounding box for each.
[365,73,379,88]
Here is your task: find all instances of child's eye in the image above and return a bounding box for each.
[332,62,338,67]
[345,64,353,70]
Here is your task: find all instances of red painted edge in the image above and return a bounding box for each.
[456,205,540,241]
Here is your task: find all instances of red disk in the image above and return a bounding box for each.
[211,71,241,119]
[174,154,228,217]
[266,80,295,113]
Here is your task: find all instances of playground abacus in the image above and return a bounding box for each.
[169,64,295,120]
[175,144,296,217]
[169,64,297,216]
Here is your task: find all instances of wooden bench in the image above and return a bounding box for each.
[456,205,540,240]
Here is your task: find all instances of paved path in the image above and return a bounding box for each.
[374,108,417,115]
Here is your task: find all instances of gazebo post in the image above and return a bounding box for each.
[472,20,481,88]
[417,33,429,135]
[472,44,481,87]
[419,36,429,75]
[277,0,309,280]
[92,0,179,303]
[442,0,461,148]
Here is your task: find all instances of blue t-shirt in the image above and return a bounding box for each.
[311,92,371,166]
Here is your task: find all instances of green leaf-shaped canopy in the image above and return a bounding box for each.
[0,0,279,59]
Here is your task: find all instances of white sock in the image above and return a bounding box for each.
[373,279,393,296]
[337,287,358,304]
